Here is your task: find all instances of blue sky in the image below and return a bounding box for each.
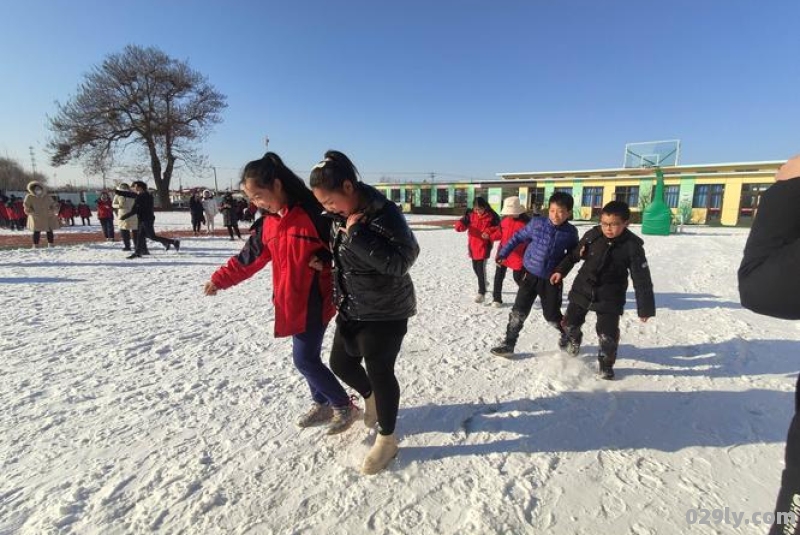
[1,0,799,189]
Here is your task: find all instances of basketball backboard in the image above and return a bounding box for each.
[624,140,681,168]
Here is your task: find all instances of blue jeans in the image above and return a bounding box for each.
[292,317,350,408]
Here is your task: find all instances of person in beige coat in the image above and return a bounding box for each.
[23,181,60,248]
[113,183,140,252]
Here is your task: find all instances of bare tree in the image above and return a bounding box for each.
[0,157,48,192]
[47,44,226,207]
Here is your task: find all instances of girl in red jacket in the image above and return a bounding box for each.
[204,152,357,435]
[489,197,530,307]
[455,196,500,303]
[96,193,115,240]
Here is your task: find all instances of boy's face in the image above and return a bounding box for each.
[599,213,628,238]
[548,203,570,226]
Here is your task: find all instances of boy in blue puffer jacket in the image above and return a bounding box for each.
[491,192,578,357]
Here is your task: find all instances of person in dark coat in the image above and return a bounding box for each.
[220,193,242,240]
[115,181,180,259]
[311,149,419,475]
[454,196,501,303]
[189,191,205,235]
[490,192,578,357]
[550,201,655,379]
[739,155,800,535]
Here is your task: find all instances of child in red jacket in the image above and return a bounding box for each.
[204,152,357,436]
[455,196,500,303]
[489,197,530,307]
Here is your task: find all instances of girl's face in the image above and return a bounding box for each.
[473,206,486,216]
[243,178,287,213]
[312,181,360,217]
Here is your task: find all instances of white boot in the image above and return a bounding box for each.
[363,393,378,428]
[361,433,398,475]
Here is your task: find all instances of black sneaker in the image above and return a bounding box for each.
[127,253,141,259]
[566,340,580,357]
[558,332,569,350]
[164,242,171,251]
[174,239,181,252]
[598,357,615,380]
[490,344,514,358]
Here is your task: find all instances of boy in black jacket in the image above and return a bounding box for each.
[739,155,800,535]
[115,181,180,259]
[550,201,655,379]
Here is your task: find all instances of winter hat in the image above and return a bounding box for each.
[203,189,213,198]
[500,196,525,216]
[27,181,45,196]
[118,183,130,190]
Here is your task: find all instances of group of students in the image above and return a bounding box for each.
[188,190,250,239]
[205,150,419,475]
[456,191,655,380]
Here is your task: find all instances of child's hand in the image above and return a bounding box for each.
[550,273,563,285]
[481,232,490,240]
[639,317,650,323]
[309,256,323,271]
[346,213,364,233]
[203,281,219,296]
[495,258,505,267]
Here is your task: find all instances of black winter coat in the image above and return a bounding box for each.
[739,177,800,319]
[555,226,655,317]
[115,189,155,223]
[328,183,419,321]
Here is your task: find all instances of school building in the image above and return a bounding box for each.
[374,160,782,226]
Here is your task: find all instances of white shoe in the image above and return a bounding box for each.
[363,393,378,428]
[361,433,398,475]
[474,294,485,304]
[491,300,502,308]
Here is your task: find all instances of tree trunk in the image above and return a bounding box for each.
[145,139,172,209]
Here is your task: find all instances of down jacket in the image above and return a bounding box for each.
[23,181,61,232]
[490,215,530,270]
[555,226,655,317]
[211,202,336,337]
[327,183,419,322]
[454,209,500,260]
[739,177,800,319]
[498,216,578,278]
[113,190,137,230]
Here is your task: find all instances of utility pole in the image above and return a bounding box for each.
[212,166,218,192]
[29,146,37,177]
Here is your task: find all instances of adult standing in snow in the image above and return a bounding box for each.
[220,192,242,240]
[113,183,140,252]
[23,181,60,248]
[205,152,358,435]
[454,196,500,303]
[201,190,218,235]
[115,181,179,259]
[96,192,115,241]
[188,191,205,236]
[310,150,420,475]
[739,155,800,535]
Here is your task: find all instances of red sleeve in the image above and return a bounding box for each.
[211,220,272,289]
[454,219,468,232]
[488,222,502,241]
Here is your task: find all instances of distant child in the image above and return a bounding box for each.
[96,192,114,240]
[220,192,242,240]
[550,200,655,379]
[491,192,578,357]
[488,197,530,307]
[201,190,218,235]
[455,196,500,303]
[188,191,205,235]
[77,201,92,226]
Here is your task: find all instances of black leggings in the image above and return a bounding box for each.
[226,225,242,239]
[768,374,800,535]
[329,318,408,435]
[32,230,54,245]
[472,259,488,295]
[492,265,524,302]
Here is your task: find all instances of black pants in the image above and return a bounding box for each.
[329,317,408,435]
[226,224,242,239]
[769,374,800,535]
[32,230,54,245]
[120,229,138,250]
[492,265,524,303]
[472,259,488,295]
[191,216,203,233]
[135,220,174,254]
[563,302,621,364]
[81,217,90,226]
[503,271,565,346]
[100,218,114,239]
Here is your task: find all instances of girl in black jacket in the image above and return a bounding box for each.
[739,156,800,535]
[311,150,419,475]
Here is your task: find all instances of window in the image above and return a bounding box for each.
[454,188,469,208]
[529,187,546,213]
[420,188,432,207]
[500,186,519,204]
[390,189,401,202]
[553,187,573,196]
[403,189,413,203]
[693,184,724,210]
[581,187,604,208]
[739,183,770,220]
[664,185,680,208]
[614,186,639,207]
[436,188,449,204]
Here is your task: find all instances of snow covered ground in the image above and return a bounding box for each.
[1,213,798,534]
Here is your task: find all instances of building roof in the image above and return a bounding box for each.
[497,160,783,180]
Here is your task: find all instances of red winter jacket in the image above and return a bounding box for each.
[210,203,335,338]
[490,216,529,270]
[77,203,92,217]
[96,199,113,219]
[454,209,500,260]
